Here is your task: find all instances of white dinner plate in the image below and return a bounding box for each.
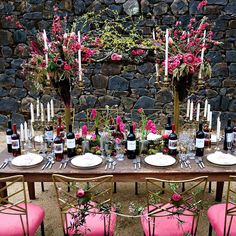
[11,153,44,167]
[144,153,176,167]
[71,153,103,169]
[207,151,236,166]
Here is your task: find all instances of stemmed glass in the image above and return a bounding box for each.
[104,140,114,163]
[227,141,232,154]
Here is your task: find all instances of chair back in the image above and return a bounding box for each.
[0,175,29,235]
[223,175,236,236]
[145,176,208,236]
[52,174,114,235]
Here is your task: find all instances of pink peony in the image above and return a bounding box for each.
[183,53,195,64]
[91,108,97,119]
[81,125,88,137]
[197,0,208,10]
[131,49,145,56]
[76,189,85,198]
[91,133,96,140]
[111,53,122,61]
[171,193,183,202]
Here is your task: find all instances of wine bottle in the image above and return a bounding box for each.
[57,117,65,139]
[233,122,236,144]
[203,123,211,148]
[168,124,177,156]
[127,125,136,159]
[54,127,64,161]
[164,116,172,136]
[11,123,21,157]
[45,123,53,144]
[6,120,13,153]
[196,123,205,157]
[224,118,233,151]
[66,124,76,158]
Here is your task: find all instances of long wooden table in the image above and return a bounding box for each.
[0,149,233,201]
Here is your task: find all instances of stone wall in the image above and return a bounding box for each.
[0,0,236,128]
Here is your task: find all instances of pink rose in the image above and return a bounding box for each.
[171,193,183,202]
[137,108,143,113]
[131,49,145,56]
[91,108,97,119]
[115,138,121,145]
[111,53,122,61]
[76,189,85,198]
[175,21,181,26]
[64,63,72,71]
[162,134,169,139]
[81,125,88,137]
[197,0,208,10]
[168,37,173,44]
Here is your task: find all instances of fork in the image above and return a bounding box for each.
[198,157,205,168]
[0,159,8,169]
[132,159,137,170]
[136,158,141,169]
[112,161,117,170]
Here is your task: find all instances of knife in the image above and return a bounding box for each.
[41,161,49,170]
[63,160,68,169]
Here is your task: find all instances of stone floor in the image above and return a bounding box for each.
[0,133,220,236]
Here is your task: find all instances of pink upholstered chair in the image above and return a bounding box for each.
[52,174,117,236]
[0,175,45,236]
[208,175,236,236]
[140,176,208,236]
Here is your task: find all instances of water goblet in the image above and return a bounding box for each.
[227,141,232,154]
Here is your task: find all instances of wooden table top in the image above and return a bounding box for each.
[0,149,235,182]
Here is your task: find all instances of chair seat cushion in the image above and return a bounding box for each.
[65,205,117,236]
[0,202,45,236]
[141,204,197,236]
[208,203,236,236]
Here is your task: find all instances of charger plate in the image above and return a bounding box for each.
[71,153,103,169]
[11,153,43,167]
[207,151,236,166]
[144,153,176,167]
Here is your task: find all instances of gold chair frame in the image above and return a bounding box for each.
[0,175,45,236]
[144,176,208,236]
[52,174,114,236]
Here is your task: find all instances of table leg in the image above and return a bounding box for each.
[27,182,36,200]
[0,182,8,200]
[135,182,138,195]
[215,182,224,202]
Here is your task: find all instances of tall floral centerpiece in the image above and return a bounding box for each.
[153,2,221,132]
[22,11,96,130]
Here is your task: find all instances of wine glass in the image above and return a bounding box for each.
[115,143,125,161]
[82,140,90,155]
[227,141,232,154]
[105,140,114,163]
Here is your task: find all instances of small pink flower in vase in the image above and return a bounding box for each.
[111,53,122,61]
[76,189,85,198]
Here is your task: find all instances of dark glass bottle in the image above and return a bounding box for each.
[66,124,76,158]
[6,120,13,153]
[168,124,177,156]
[233,122,236,144]
[164,116,172,136]
[54,127,64,161]
[112,124,124,140]
[57,117,65,139]
[127,125,136,159]
[224,118,233,151]
[11,124,21,157]
[203,123,211,148]
[196,123,205,157]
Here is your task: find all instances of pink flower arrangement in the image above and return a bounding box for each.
[119,122,126,133]
[111,53,122,61]
[76,189,85,198]
[91,109,97,119]
[145,120,157,134]
[116,116,122,125]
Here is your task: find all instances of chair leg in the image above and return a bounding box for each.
[208,181,212,193]
[135,182,138,195]
[182,182,185,192]
[161,182,165,194]
[40,221,45,236]
[68,182,70,192]
[208,224,212,236]
[41,182,45,192]
[113,182,117,193]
